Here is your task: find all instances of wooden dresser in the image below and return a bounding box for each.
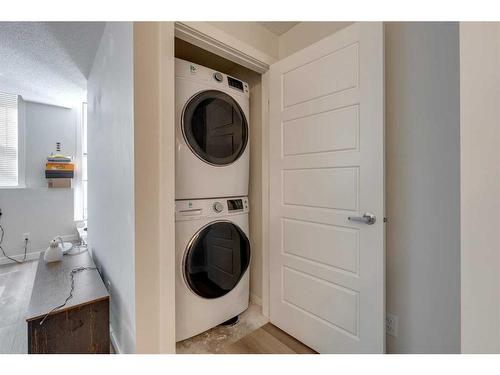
[26,250,110,354]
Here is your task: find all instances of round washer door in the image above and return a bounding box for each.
[182,90,248,166]
[184,221,250,299]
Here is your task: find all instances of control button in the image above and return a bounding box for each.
[213,72,223,82]
[213,202,224,213]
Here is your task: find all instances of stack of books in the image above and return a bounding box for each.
[45,155,74,188]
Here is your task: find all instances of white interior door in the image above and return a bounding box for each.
[269,22,384,353]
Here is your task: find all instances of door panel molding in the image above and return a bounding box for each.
[268,22,385,353]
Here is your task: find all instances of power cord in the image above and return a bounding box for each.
[39,265,97,325]
[0,212,95,324]
[0,223,28,264]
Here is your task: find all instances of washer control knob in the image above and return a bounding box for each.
[213,202,224,213]
[213,72,223,82]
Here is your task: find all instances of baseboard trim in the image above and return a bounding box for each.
[250,294,262,306]
[0,250,41,266]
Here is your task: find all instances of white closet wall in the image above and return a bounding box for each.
[460,22,500,353]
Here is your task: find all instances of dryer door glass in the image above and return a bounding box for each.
[184,221,251,299]
[183,90,248,166]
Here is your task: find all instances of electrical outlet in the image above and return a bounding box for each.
[386,313,398,338]
[23,232,30,242]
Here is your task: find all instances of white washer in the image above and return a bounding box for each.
[175,196,250,341]
[175,58,250,200]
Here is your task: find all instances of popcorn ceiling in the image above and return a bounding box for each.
[0,22,105,107]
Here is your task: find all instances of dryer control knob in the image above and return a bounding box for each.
[213,202,224,213]
[213,72,223,82]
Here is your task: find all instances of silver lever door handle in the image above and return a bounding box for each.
[348,212,376,225]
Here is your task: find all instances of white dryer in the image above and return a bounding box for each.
[175,196,250,342]
[175,58,250,200]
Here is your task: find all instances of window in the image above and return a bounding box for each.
[0,92,19,187]
[74,102,88,221]
[82,102,88,220]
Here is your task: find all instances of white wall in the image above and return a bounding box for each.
[133,22,176,353]
[87,22,135,354]
[385,22,461,353]
[203,22,354,64]
[0,100,77,263]
[460,22,500,353]
[207,22,279,60]
[278,22,353,59]
[0,188,74,262]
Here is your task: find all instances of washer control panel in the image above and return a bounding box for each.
[175,196,249,221]
[227,199,245,211]
[213,72,223,82]
[213,201,224,213]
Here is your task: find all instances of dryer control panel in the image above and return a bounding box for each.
[175,196,249,221]
[175,58,250,97]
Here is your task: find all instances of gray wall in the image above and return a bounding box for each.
[87,22,135,353]
[0,100,77,262]
[385,22,461,353]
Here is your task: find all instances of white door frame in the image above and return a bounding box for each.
[174,22,274,318]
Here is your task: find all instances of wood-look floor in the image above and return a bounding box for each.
[221,323,316,354]
[0,260,37,354]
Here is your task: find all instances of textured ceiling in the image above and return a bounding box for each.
[258,22,299,35]
[0,22,105,107]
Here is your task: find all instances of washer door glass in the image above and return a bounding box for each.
[183,90,248,166]
[185,221,251,299]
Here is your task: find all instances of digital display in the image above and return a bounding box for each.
[228,77,244,91]
[227,199,244,211]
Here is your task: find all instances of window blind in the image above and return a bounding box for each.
[0,92,19,186]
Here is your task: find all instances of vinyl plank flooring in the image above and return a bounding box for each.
[11,323,28,354]
[222,328,295,354]
[0,325,16,353]
[0,260,37,353]
[221,323,316,354]
[261,324,316,354]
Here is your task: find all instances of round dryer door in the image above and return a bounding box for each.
[184,221,250,299]
[182,90,248,166]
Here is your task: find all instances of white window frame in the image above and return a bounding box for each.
[0,93,25,188]
[74,102,87,221]
[82,102,88,220]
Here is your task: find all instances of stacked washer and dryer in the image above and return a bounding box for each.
[175,58,251,342]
